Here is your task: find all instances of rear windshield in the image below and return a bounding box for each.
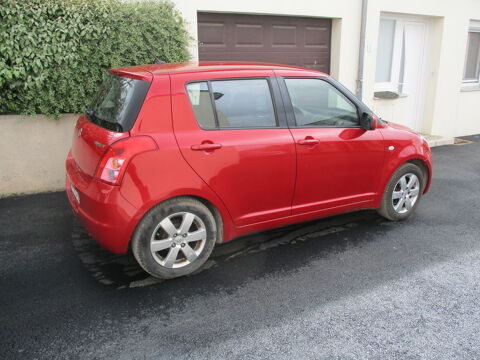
[85,74,150,132]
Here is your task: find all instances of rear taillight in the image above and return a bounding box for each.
[95,136,158,185]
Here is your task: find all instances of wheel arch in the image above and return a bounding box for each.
[406,158,430,192]
[374,155,432,208]
[127,193,230,254]
[185,195,225,244]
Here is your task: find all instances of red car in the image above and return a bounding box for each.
[66,62,432,279]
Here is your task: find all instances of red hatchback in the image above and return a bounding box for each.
[66,62,432,279]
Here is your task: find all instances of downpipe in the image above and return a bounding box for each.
[356,0,368,100]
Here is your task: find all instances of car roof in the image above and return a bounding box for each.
[111,61,328,79]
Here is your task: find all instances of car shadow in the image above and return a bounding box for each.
[71,209,384,289]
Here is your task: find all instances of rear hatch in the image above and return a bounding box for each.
[71,71,151,178]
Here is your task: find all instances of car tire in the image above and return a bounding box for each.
[378,163,425,221]
[131,197,217,279]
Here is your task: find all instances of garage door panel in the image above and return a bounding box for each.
[272,25,297,47]
[198,22,227,47]
[198,13,331,73]
[304,26,330,48]
[235,24,263,46]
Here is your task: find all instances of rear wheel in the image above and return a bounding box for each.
[132,197,217,279]
[378,163,424,221]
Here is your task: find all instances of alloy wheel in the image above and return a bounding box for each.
[150,212,207,268]
[391,173,420,214]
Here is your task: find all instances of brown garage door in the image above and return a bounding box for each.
[198,13,331,73]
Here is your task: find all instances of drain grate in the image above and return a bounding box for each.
[454,138,474,146]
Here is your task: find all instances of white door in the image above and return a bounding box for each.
[403,22,428,131]
[375,15,430,132]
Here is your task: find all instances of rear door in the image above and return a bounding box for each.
[171,71,296,226]
[276,73,385,214]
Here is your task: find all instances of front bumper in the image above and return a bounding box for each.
[66,152,138,254]
[421,140,433,194]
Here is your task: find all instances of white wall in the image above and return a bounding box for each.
[363,0,480,138]
[173,0,480,138]
[457,89,480,135]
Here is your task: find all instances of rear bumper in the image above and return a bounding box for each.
[66,152,138,254]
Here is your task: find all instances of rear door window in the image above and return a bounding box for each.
[86,74,150,132]
[211,79,277,128]
[186,79,277,129]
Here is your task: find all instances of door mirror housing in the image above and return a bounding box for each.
[360,112,375,130]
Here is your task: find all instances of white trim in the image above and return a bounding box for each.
[460,84,480,91]
[470,20,480,31]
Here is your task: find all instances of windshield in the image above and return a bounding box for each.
[86,74,150,132]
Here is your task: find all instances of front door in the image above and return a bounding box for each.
[279,76,385,214]
[172,72,296,226]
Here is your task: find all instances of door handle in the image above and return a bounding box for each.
[297,138,319,146]
[191,143,222,151]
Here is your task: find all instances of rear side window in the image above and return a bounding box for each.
[86,74,150,132]
[186,82,216,128]
[285,78,359,127]
[186,79,277,129]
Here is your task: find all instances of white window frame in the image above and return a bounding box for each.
[375,16,404,92]
[462,20,480,85]
[375,14,431,95]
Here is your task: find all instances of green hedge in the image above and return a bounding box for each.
[0,0,190,115]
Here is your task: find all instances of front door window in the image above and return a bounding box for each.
[284,78,359,127]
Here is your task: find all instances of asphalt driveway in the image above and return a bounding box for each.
[1,135,480,359]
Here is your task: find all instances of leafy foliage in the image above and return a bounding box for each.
[0,0,190,115]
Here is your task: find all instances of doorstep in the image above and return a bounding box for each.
[421,134,455,148]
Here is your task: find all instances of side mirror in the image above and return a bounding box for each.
[360,112,375,130]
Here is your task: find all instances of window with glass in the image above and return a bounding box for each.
[186,79,277,129]
[86,74,150,132]
[376,19,396,83]
[186,82,216,129]
[463,21,480,83]
[375,17,406,93]
[284,78,359,127]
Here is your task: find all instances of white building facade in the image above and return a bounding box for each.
[172,0,480,138]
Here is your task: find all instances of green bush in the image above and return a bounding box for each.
[0,0,190,115]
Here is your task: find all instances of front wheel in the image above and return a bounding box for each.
[378,163,425,221]
[131,197,217,279]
